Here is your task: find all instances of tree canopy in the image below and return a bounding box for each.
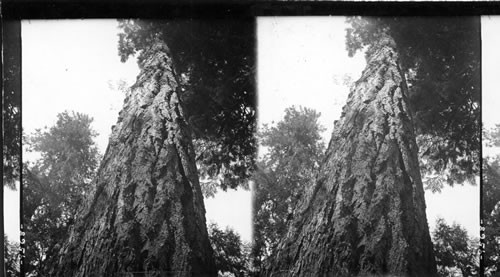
[346,16,480,189]
[252,106,325,270]
[208,223,251,276]
[4,235,20,277]
[484,157,500,276]
[432,218,479,276]
[23,111,100,276]
[485,124,500,148]
[117,19,256,191]
[483,126,500,275]
[3,20,21,188]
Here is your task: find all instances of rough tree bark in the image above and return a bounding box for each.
[52,41,216,277]
[265,34,437,276]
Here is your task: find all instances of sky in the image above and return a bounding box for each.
[483,16,500,131]
[5,16,497,246]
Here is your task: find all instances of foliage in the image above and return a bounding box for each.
[484,125,500,148]
[483,127,500,276]
[195,139,252,198]
[346,16,480,189]
[4,235,20,277]
[117,19,256,192]
[252,106,325,270]
[3,21,21,189]
[23,111,100,276]
[484,156,500,217]
[484,154,500,275]
[432,218,479,276]
[208,223,250,277]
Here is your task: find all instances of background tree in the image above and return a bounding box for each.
[484,158,500,276]
[4,235,20,277]
[53,19,255,276]
[252,106,325,270]
[432,218,479,276]
[23,111,100,276]
[208,223,250,276]
[483,126,500,276]
[485,125,500,148]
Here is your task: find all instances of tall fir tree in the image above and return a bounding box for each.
[52,19,255,276]
[265,16,479,276]
[53,40,217,276]
[265,31,437,276]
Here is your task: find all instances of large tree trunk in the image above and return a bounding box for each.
[265,34,437,276]
[52,41,216,277]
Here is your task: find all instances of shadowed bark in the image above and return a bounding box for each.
[265,34,437,277]
[52,41,216,277]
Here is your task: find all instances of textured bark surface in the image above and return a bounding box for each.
[52,41,216,277]
[265,35,437,276]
